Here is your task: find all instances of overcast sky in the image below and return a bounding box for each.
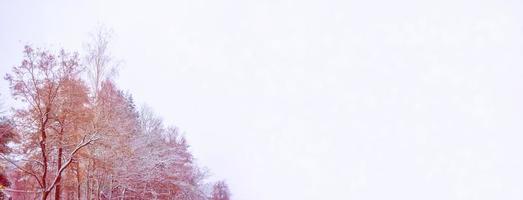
[2,0,523,199]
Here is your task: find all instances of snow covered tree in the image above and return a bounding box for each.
[4,46,98,200]
[0,116,16,199]
[85,25,118,98]
[2,37,232,199]
[84,80,139,199]
[211,181,231,200]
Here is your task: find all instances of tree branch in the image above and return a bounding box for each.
[0,154,43,188]
[45,133,99,192]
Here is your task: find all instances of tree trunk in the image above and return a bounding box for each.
[96,177,101,200]
[86,159,92,200]
[86,175,90,199]
[41,191,50,200]
[121,187,126,200]
[108,175,113,200]
[76,162,81,200]
[142,184,147,199]
[39,112,50,200]
[55,146,63,200]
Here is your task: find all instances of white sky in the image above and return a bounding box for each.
[2,0,523,199]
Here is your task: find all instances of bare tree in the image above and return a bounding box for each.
[84,25,119,99]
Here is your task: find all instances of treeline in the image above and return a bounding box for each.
[0,29,231,200]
